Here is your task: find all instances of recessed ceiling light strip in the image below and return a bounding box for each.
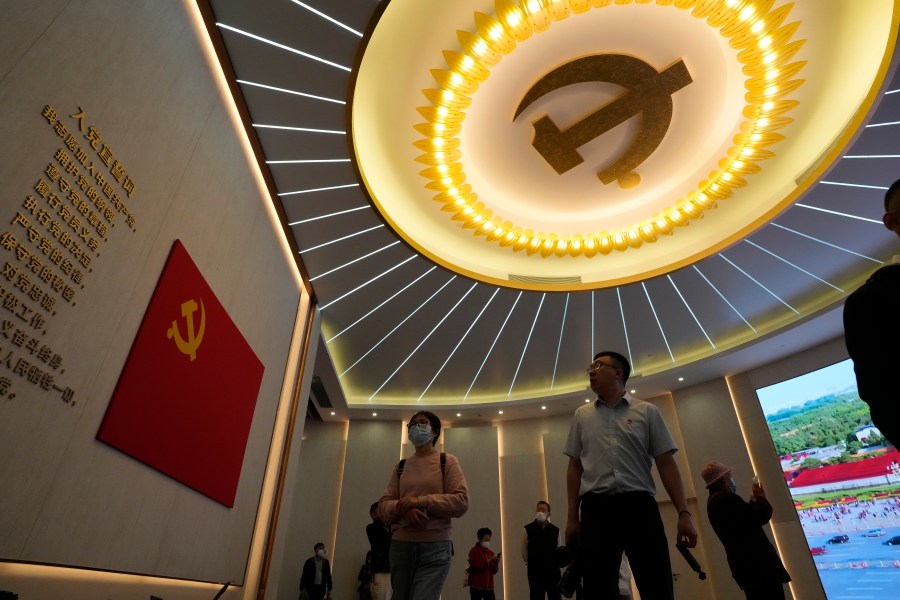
[369,282,479,401]
[325,265,436,343]
[309,241,401,281]
[216,23,351,72]
[794,203,884,224]
[256,124,345,135]
[268,159,351,164]
[616,288,635,370]
[288,1,363,37]
[864,120,900,128]
[280,183,359,197]
[465,292,523,400]
[692,266,756,333]
[642,283,675,363]
[817,181,890,190]
[590,291,595,359]
[339,275,457,376]
[842,155,900,159]
[743,240,843,292]
[769,223,882,263]
[667,275,715,350]
[550,293,570,390]
[299,224,382,253]
[508,293,546,397]
[319,255,418,311]
[886,88,899,94]
[719,255,799,314]
[236,80,345,104]
[289,205,370,226]
[418,287,500,402]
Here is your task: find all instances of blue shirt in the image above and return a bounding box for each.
[563,394,677,497]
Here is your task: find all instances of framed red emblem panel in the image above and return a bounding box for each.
[97,240,265,507]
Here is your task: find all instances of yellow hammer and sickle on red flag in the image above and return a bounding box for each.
[167,298,206,361]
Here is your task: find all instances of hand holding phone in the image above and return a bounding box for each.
[751,475,765,499]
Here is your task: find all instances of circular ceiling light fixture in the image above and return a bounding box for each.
[415,0,804,259]
[352,0,897,290]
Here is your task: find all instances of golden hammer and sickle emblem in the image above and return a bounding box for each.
[514,54,692,189]
[167,298,206,361]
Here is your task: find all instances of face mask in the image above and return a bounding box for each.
[481,541,491,548]
[408,423,433,447]
[316,549,326,557]
[535,512,548,522]
[729,479,737,494]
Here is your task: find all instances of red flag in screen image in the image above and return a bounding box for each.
[97,240,265,507]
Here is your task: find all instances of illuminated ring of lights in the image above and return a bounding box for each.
[414,0,805,259]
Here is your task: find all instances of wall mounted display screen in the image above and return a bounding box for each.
[756,359,900,599]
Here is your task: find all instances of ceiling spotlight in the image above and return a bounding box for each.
[372,412,378,416]
[585,398,590,403]
[630,390,636,394]
[498,410,504,414]
[541,405,546,410]
[457,413,461,417]
[678,377,684,382]
[330,411,335,416]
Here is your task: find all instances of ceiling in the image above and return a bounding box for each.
[202,0,900,422]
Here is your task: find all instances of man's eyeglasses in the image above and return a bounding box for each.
[586,362,618,375]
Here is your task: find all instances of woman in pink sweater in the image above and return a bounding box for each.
[379,411,469,600]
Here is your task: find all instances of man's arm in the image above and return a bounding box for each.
[565,456,584,545]
[654,451,698,547]
[325,559,333,591]
[300,558,314,590]
[520,528,528,564]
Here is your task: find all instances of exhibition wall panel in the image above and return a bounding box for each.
[0,0,305,593]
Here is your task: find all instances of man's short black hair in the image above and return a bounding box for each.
[409,410,441,446]
[536,500,551,512]
[370,502,379,515]
[886,178,900,212]
[477,527,492,539]
[593,350,631,383]
[314,542,325,551]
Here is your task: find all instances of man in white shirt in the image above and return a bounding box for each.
[564,351,697,599]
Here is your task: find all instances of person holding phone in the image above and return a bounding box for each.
[701,461,791,600]
[467,527,500,600]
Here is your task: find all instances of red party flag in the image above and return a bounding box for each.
[97,240,265,507]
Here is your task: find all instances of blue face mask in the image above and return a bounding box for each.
[408,423,433,447]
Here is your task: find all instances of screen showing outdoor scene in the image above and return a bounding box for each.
[755,359,900,599]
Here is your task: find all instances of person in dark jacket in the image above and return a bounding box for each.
[521,500,561,600]
[701,462,790,600]
[300,542,332,600]
[366,501,392,600]
[844,177,900,448]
